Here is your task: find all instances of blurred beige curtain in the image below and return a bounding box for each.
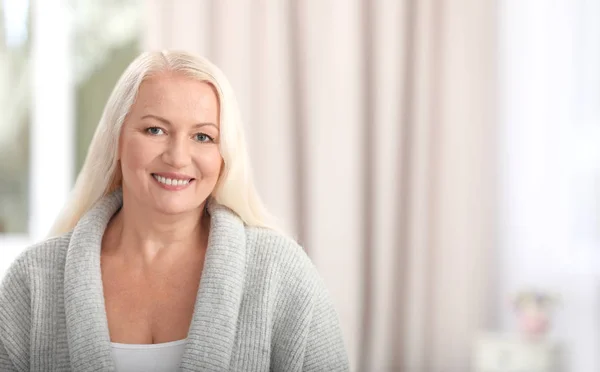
[143,1,498,371]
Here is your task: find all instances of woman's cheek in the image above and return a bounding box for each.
[196,147,223,177]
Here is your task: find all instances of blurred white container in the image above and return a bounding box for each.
[473,333,562,372]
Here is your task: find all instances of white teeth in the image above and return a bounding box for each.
[153,174,190,186]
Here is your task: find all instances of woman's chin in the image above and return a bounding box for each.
[144,194,196,214]
[153,202,200,216]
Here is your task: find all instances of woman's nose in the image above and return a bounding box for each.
[162,136,191,168]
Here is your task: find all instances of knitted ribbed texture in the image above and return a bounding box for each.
[0,190,349,371]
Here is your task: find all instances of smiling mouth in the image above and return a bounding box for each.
[151,174,195,186]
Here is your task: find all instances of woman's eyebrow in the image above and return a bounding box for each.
[141,114,218,130]
[191,123,219,130]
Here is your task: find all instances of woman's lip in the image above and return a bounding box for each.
[152,172,195,180]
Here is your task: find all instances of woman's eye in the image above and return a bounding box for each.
[146,127,164,135]
[194,133,213,143]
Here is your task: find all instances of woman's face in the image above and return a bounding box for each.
[119,72,222,216]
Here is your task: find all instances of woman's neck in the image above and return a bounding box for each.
[103,198,209,267]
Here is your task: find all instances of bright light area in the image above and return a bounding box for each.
[2,0,29,47]
[0,236,30,275]
[499,0,600,371]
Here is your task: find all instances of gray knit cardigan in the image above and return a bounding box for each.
[0,190,349,371]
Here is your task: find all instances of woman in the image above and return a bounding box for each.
[0,51,349,372]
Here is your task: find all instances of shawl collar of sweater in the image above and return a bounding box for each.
[64,189,246,371]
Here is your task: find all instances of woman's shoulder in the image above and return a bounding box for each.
[0,232,72,296]
[245,225,309,262]
[244,226,323,290]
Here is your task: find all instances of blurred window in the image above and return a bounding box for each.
[72,0,141,172]
[0,0,31,234]
[0,0,140,235]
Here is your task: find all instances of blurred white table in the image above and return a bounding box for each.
[473,332,562,372]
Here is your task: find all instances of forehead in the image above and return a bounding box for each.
[133,72,220,120]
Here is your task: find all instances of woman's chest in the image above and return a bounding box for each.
[101,258,203,344]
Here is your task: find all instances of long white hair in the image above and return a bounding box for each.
[49,50,274,236]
